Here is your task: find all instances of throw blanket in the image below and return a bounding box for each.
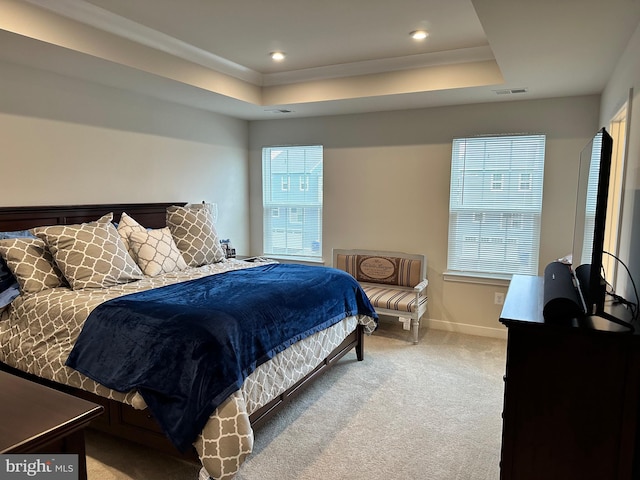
[66,263,377,451]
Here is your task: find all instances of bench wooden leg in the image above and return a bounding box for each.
[411,318,420,344]
[399,316,420,344]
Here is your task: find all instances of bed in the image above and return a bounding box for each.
[0,202,378,480]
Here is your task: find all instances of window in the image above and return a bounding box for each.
[289,207,301,224]
[490,173,504,191]
[518,173,532,191]
[502,213,524,230]
[447,134,546,277]
[299,175,309,191]
[262,145,323,260]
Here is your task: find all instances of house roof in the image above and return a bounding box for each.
[2,0,640,119]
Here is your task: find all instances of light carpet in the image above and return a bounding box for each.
[86,321,507,480]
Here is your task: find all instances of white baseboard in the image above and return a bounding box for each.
[426,318,507,340]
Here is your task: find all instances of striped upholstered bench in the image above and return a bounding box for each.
[333,249,428,344]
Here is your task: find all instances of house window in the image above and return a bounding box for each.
[490,173,504,191]
[519,173,532,191]
[289,207,302,224]
[502,213,524,230]
[447,134,546,277]
[262,145,323,260]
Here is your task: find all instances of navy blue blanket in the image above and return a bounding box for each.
[66,263,377,451]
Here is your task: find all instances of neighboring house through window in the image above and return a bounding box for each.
[262,145,323,260]
[447,134,546,277]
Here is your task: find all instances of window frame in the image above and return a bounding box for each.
[262,145,323,262]
[445,134,546,282]
[490,173,504,191]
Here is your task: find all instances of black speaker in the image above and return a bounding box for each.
[542,261,584,322]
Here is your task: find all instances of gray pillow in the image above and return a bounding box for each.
[166,205,225,267]
[33,220,143,290]
[0,237,68,295]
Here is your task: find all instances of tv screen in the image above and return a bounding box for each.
[571,127,613,316]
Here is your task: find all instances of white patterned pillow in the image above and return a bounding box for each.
[0,238,68,294]
[33,221,143,290]
[128,228,188,277]
[166,206,225,267]
[117,212,146,256]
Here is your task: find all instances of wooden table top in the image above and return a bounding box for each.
[0,370,103,453]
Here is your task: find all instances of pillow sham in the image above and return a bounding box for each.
[33,221,143,290]
[128,228,188,277]
[0,237,68,294]
[166,205,225,267]
[117,212,147,255]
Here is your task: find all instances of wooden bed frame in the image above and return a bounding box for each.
[0,202,365,461]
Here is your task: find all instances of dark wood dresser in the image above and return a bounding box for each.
[0,370,103,480]
[499,275,640,480]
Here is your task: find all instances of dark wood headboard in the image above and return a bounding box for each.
[0,203,185,232]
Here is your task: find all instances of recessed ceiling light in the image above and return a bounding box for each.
[270,51,286,61]
[410,30,428,40]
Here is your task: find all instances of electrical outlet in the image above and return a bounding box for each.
[494,292,505,305]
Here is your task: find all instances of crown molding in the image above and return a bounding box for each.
[261,46,495,86]
[22,0,263,85]
[22,0,497,90]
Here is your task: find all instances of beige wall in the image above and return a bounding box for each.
[601,21,640,304]
[249,97,601,337]
[0,61,250,253]
[0,55,613,338]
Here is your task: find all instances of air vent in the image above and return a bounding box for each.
[493,88,528,95]
[265,108,293,114]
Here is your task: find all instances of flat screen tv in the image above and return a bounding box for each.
[571,127,613,318]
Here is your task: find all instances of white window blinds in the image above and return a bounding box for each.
[447,134,546,276]
[262,145,323,259]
